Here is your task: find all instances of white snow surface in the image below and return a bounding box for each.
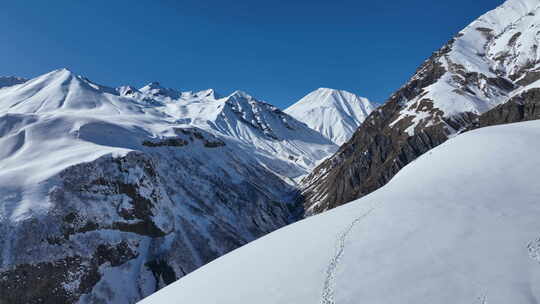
[140,120,540,304]
[0,68,337,221]
[285,88,376,145]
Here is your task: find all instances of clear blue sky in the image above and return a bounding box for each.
[0,0,503,108]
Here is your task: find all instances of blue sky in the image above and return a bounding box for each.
[0,0,503,108]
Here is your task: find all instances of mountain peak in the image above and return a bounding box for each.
[285,88,375,145]
[0,69,131,114]
[194,88,220,99]
[314,87,338,93]
[47,67,76,77]
[145,81,161,88]
[139,81,180,99]
[306,88,368,102]
[228,90,252,99]
[116,85,140,96]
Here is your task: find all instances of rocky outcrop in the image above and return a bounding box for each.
[476,88,540,127]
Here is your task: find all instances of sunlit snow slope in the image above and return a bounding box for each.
[141,120,540,304]
[285,88,376,145]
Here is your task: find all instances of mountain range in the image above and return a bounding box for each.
[2,0,540,303]
[0,68,372,303]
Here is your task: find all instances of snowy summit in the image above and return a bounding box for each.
[285,88,376,145]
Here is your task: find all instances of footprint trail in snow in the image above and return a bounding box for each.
[321,206,377,304]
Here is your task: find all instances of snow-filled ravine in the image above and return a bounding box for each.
[140,120,540,304]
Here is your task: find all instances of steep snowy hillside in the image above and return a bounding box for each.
[301,0,540,214]
[140,120,540,304]
[125,81,337,174]
[159,89,337,172]
[285,88,375,145]
[0,69,336,303]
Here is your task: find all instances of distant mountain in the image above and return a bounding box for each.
[141,119,540,304]
[300,0,540,214]
[285,88,376,145]
[0,76,27,89]
[0,68,337,303]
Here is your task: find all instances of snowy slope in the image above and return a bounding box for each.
[140,119,540,304]
[285,88,376,145]
[155,89,338,172]
[0,68,336,303]
[125,80,337,174]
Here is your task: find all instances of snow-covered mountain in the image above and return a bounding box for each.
[0,68,337,303]
[140,119,540,304]
[300,0,540,214]
[285,88,376,145]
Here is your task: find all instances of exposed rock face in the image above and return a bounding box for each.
[0,138,296,303]
[0,242,137,304]
[476,88,540,127]
[301,0,540,214]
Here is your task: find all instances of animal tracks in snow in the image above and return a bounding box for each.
[321,206,377,304]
